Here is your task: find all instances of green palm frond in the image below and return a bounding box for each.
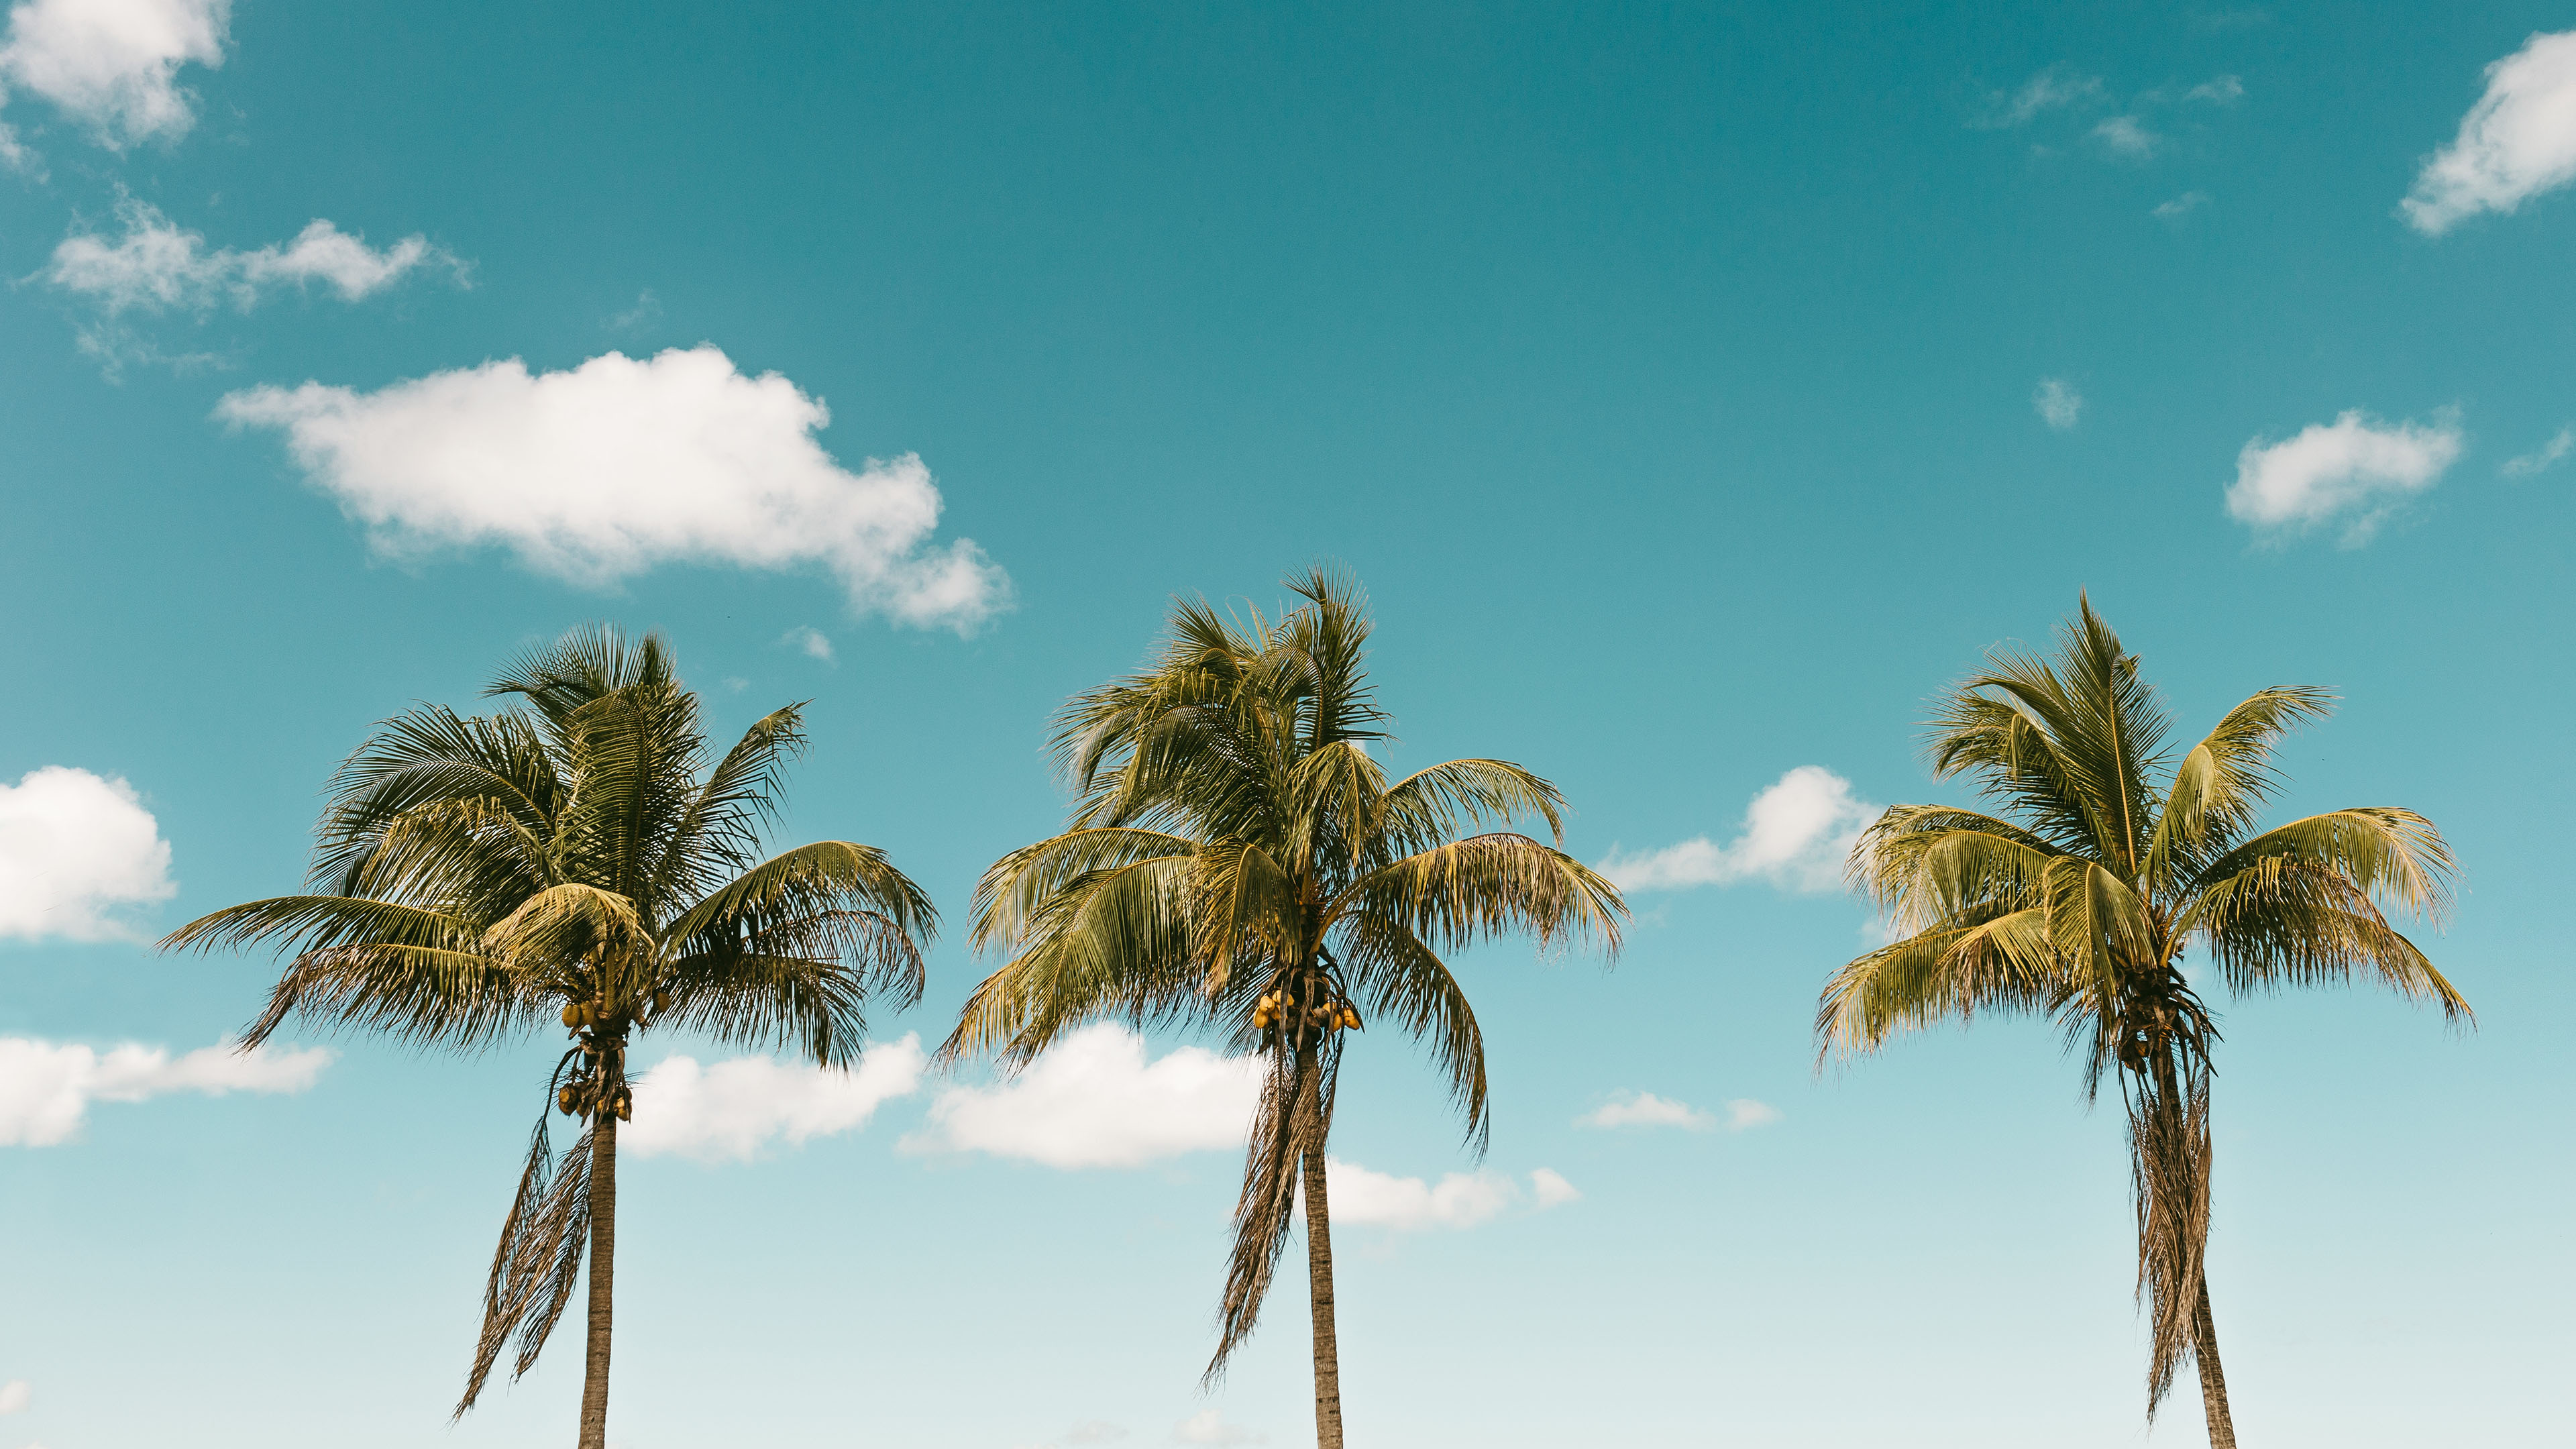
[1335,833,1625,958]
[2142,686,2334,890]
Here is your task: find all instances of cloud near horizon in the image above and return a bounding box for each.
[2404,30,2576,234]
[215,346,1011,631]
[0,765,175,941]
[1580,1090,1778,1132]
[1599,765,1878,894]
[1321,1161,1578,1230]
[2226,410,2463,544]
[0,1037,331,1146]
[0,0,228,154]
[904,1024,1262,1169]
[624,1036,926,1163]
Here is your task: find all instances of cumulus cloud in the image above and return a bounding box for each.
[2503,427,2572,477]
[47,198,460,317]
[1598,766,1878,895]
[2184,75,2245,105]
[1580,1090,1714,1130]
[0,766,174,941]
[2154,191,2210,221]
[2092,115,2159,158]
[2226,409,2463,544]
[0,1379,24,1414]
[0,1036,331,1146]
[1173,1411,1263,1446]
[2404,31,2576,235]
[905,1024,1261,1169]
[1976,68,2103,128]
[215,347,1010,631]
[2033,378,2082,429]
[623,1036,924,1163]
[0,0,227,148]
[1323,1160,1528,1231]
[1529,1167,1581,1207]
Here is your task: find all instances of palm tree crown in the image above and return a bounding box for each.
[164,627,934,1445]
[946,570,1624,1446]
[1817,597,2467,1444]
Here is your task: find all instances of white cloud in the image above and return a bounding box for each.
[47,198,459,316]
[2091,115,2158,158]
[1323,1159,1516,1230]
[0,766,174,941]
[2184,74,2245,105]
[1723,1098,1783,1132]
[0,1036,331,1146]
[782,625,834,662]
[904,1024,1261,1169]
[2404,31,2576,235]
[0,1380,24,1414]
[1580,1090,1714,1130]
[1529,1167,1581,1207]
[1173,1411,1263,1447]
[2033,378,2082,429]
[1599,765,1878,894]
[623,1035,924,1163]
[607,288,661,331]
[2154,191,2210,221]
[1977,68,2102,128]
[2502,426,2571,477]
[0,0,227,148]
[2226,409,2463,544]
[1065,1424,1128,1445]
[215,346,1010,631]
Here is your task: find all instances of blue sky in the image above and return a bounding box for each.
[1,2,2571,1445]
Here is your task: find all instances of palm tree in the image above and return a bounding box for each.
[1817,598,2467,1446]
[945,570,1623,1448]
[162,627,934,1448]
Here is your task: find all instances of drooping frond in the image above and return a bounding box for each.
[161,896,531,1051]
[2181,822,2467,1019]
[1816,904,2067,1059]
[969,828,1199,954]
[1849,806,2061,933]
[2143,686,2334,892]
[1375,758,1568,854]
[944,852,1200,1067]
[1334,833,1626,959]
[1209,1039,1336,1384]
[1330,923,1489,1149]
[457,1102,592,1416]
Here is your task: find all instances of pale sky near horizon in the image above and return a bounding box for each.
[2,3,2572,1446]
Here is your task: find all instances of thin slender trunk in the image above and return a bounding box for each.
[2192,1279,2237,1449]
[578,1112,618,1449]
[1301,1140,1344,1449]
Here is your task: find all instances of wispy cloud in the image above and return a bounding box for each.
[2404,31,2576,235]
[2502,427,2572,477]
[1529,1167,1581,1207]
[2154,191,2210,221]
[1975,68,2104,129]
[624,1037,924,1163]
[782,625,834,662]
[903,1024,1260,1169]
[47,199,462,316]
[2033,378,2083,430]
[608,288,661,331]
[1599,766,1878,894]
[1580,1090,1711,1130]
[2226,409,2464,545]
[0,1379,27,1415]
[0,1037,331,1146]
[1174,1410,1265,1446]
[0,0,228,151]
[2092,115,2158,158]
[1320,1160,1577,1230]
[0,766,175,942]
[2184,74,2245,105]
[216,346,1011,632]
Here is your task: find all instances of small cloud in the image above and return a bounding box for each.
[623,1036,925,1163]
[2033,378,2083,430]
[2184,74,2245,105]
[0,1038,331,1147]
[903,1024,1262,1170]
[1723,1098,1783,1132]
[1067,1425,1129,1445]
[1324,1159,1517,1231]
[782,625,834,662]
[0,1380,25,1414]
[2226,409,2464,545]
[46,197,464,317]
[722,675,749,692]
[2502,427,2573,477]
[2091,115,2159,158]
[608,288,661,331]
[1580,1090,1713,1130]
[0,766,176,941]
[1976,68,2104,128]
[2153,191,2210,221]
[1529,1167,1582,1207]
[1173,1411,1263,1447]
[2404,30,2576,235]
[1598,765,1878,895]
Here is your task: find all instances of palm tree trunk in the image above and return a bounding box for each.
[578,1112,618,1449]
[1300,1140,1345,1449]
[2192,1279,2237,1448]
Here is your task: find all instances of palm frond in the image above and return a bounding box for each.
[2142,686,2334,890]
